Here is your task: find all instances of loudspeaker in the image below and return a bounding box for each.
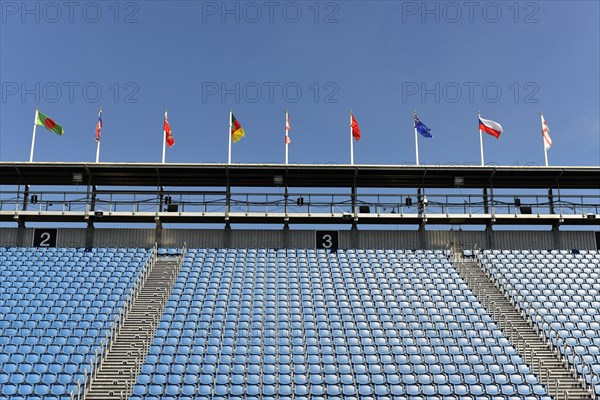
[514,197,521,207]
[359,206,370,214]
[520,206,532,214]
[405,198,413,207]
[166,204,178,212]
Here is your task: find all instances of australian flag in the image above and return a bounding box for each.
[414,113,432,138]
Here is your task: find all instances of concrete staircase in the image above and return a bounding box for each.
[84,255,183,400]
[454,258,593,400]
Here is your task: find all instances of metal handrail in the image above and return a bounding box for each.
[71,244,158,400]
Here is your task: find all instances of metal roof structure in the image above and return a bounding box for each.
[1,162,599,189]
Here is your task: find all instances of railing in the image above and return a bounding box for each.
[118,243,187,400]
[476,253,599,398]
[2,190,599,218]
[70,243,158,400]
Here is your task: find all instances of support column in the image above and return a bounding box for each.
[282,223,290,249]
[485,222,494,249]
[85,185,96,249]
[417,188,427,249]
[552,222,561,249]
[225,167,231,240]
[283,174,290,234]
[351,225,359,248]
[483,187,489,214]
[155,221,163,248]
[418,222,427,249]
[351,170,358,248]
[16,185,30,247]
[224,223,232,248]
[548,188,555,214]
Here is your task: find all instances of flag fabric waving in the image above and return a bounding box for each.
[351,113,361,141]
[285,111,291,144]
[231,114,245,142]
[95,108,103,142]
[541,114,552,150]
[479,116,503,139]
[36,111,64,136]
[414,113,432,138]
[164,113,174,147]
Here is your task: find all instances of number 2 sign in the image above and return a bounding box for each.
[33,228,58,248]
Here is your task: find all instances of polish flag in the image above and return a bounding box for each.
[479,117,503,139]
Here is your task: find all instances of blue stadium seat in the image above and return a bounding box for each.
[0,247,150,398]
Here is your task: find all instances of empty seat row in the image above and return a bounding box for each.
[133,248,549,398]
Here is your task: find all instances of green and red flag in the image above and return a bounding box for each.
[36,111,64,136]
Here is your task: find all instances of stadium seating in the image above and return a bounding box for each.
[478,249,600,395]
[0,247,149,400]
[131,248,551,399]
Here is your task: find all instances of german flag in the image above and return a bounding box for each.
[231,114,245,143]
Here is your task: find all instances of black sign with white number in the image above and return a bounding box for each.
[316,230,339,250]
[33,228,58,248]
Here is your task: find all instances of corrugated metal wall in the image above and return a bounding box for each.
[349,231,421,249]
[95,229,155,248]
[54,228,86,248]
[0,227,596,250]
[493,230,554,249]
[561,231,596,250]
[162,230,222,248]
[0,229,18,247]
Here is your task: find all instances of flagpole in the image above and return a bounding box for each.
[95,107,102,163]
[95,135,101,163]
[285,110,289,165]
[228,109,232,164]
[161,109,167,164]
[350,111,354,165]
[414,110,420,166]
[29,108,39,162]
[541,112,549,167]
[478,111,484,166]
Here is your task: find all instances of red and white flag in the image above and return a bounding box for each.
[541,113,552,150]
[479,116,503,139]
[285,111,291,144]
[164,112,174,147]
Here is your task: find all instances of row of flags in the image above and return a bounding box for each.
[28,108,554,166]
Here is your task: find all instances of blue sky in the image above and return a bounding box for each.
[1,0,599,167]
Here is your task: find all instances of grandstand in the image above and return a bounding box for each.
[0,162,599,399]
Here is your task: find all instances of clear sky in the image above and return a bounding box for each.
[1,0,599,167]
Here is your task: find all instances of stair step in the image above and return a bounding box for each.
[84,256,183,399]
[454,259,592,400]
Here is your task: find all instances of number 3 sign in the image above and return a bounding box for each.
[316,231,338,250]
